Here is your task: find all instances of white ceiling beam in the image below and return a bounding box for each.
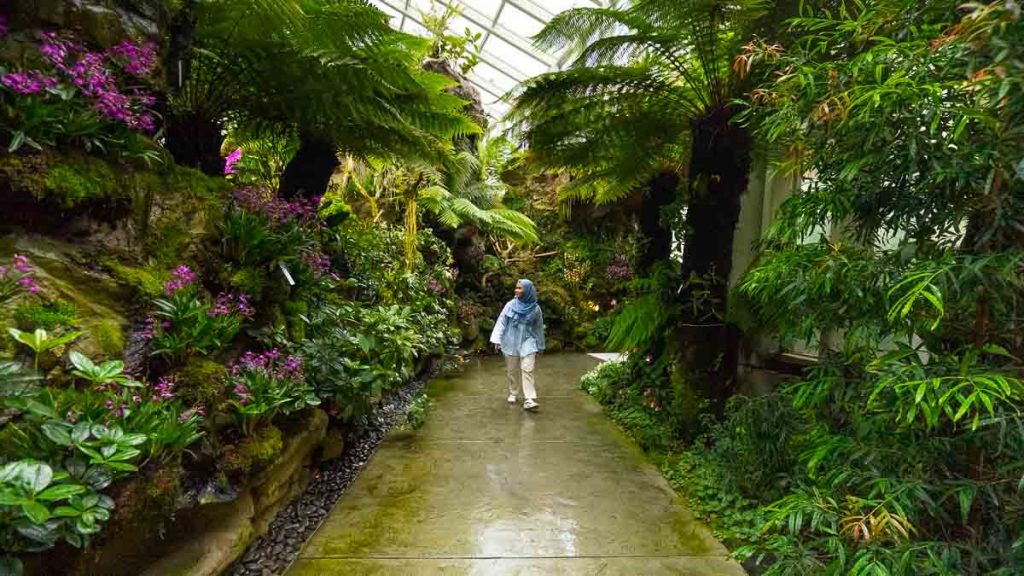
[505,0,554,23]
[376,0,532,86]
[452,1,555,66]
[377,0,552,68]
[478,0,506,49]
[399,0,412,31]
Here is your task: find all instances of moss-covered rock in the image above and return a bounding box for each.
[1,234,131,360]
[172,357,228,410]
[7,1,168,48]
[284,299,308,342]
[140,490,256,576]
[222,424,283,478]
[250,409,327,511]
[44,158,119,207]
[1,152,227,260]
[102,258,168,300]
[92,318,126,357]
[1,152,123,208]
[12,298,78,330]
[140,164,227,266]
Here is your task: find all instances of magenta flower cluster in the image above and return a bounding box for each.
[163,264,197,296]
[232,349,304,379]
[1,71,58,95]
[300,250,332,278]
[107,40,158,77]
[152,376,176,402]
[224,149,243,175]
[0,254,40,294]
[1,32,158,132]
[230,350,304,406]
[104,394,142,418]
[605,254,633,282]
[179,406,206,423]
[232,382,251,404]
[209,292,255,318]
[233,187,322,226]
[426,277,444,294]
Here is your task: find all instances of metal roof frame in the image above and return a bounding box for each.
[370,0,610,122]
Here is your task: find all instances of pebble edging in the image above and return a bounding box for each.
[226,378,427,576]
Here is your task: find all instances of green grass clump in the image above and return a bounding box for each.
[13,299,78,330]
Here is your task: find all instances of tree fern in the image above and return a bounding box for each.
[166,0,480,177]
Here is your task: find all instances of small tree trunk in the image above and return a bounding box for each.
[677,104,753,410]
[164,112,225,176]
[278,134,339,200]
[160,0,228,176]
[637,171,680,272]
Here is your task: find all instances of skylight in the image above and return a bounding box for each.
[368,0,612,124]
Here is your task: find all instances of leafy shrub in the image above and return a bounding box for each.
[146,265,253,359]
[579,360,677,453]
[301,303,428,425]
[7,327,83,370]
[707,394,802,498]
[0,346,204,567]
[13,299,78,331]
[400,394,432,431]
[734,3,1024,573]
[663,450,764,548]
[580,360,629,404]
[0,459,115,557]
[227,349,319,434]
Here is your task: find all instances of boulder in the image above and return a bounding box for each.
[250,409,328,512]
[318,431,346,463]
[1,234,131,360]
[141,491,256,576]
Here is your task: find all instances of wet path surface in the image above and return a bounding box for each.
[288,354,744,575]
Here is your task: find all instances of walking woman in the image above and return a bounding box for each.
[490,279,546,411]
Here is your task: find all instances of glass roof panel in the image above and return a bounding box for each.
[368,0,610,124]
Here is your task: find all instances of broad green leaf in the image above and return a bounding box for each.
[36,484,87,501]
[21,500,51,524]
[41,423,71,447]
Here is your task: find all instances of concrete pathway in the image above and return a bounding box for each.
[288,354,745,575]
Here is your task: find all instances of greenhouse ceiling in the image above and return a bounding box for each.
[368,0,613,123]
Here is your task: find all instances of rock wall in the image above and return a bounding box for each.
[138,409,332,576]
[6,0,167,46]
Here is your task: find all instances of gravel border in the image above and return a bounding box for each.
[226,377,428,576]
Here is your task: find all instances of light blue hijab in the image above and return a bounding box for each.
[506,279,538,322]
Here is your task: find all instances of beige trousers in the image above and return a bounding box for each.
[505,354,537,400]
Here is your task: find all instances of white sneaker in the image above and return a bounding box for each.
[507,394,517,404]
[523,399,539,412]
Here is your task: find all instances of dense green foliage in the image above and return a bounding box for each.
[6,0,1020,574]
[168,0,479,175]
[571,1,1024,575]
[0,1,510,572]
[728,2,1024,573]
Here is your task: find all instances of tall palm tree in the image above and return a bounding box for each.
[509,0,771,398]
[164,0,479,195]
